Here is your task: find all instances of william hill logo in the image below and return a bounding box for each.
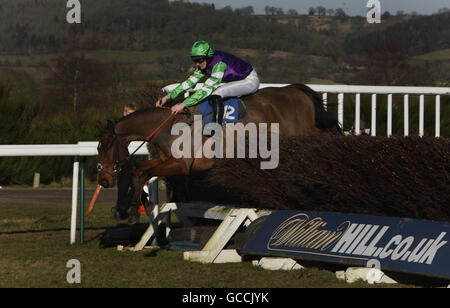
[267,213,448,266]
[268,213,351,251]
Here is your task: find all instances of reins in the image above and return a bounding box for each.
[128,110,177,157]
[91,106,180,214]
[98,106,188,177]
[128,105,191,157]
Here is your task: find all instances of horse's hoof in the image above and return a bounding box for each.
[111,207,129,221]
[128,210,140,225]
[128,215,139,225]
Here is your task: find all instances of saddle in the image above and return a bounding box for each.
[197,96,248,126]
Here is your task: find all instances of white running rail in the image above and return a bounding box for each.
[0,141,150,245]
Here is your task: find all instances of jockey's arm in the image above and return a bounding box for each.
[182,62,227,107]
[167,68,205,101]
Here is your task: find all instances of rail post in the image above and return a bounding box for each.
[79,156,86,244]
[70,156,79,244]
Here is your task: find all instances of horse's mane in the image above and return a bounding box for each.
[126,105,160,116]
[118,105,166,123]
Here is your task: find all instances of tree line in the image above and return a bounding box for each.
[0,55,166,185]
[1,0,447,56]
[245,5,446,17]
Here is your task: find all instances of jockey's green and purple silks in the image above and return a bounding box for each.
[168,50,254,107]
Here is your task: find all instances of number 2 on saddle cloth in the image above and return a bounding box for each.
[198,97,248,125]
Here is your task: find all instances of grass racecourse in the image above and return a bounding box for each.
[0,188,419,288]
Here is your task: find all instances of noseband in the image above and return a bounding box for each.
[97,132,129,178]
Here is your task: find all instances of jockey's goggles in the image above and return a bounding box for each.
[192,56,206,63]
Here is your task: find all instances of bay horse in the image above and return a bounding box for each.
[97,84,341,223]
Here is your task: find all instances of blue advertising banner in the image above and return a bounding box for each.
[242,211,450,279]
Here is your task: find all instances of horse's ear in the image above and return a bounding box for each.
[96,121,103,131]
[106,120,114,130]
[157,90,166,99]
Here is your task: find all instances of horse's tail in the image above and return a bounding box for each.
[290,84,342,133]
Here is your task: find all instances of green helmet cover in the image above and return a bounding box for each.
[190,40,215,57]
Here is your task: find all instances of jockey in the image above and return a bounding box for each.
[156,40,260,124]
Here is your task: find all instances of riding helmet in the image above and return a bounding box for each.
[190,40,215,57]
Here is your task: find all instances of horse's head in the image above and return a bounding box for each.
[96,120,130,188]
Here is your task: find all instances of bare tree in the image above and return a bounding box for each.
[437,8,449,14]
[317,6,326,16]
[264,6,283,15]
[236,6,254,16]
[334,8,347,17]
[363,38,410,85]
[275,7,284,15]
[264,5,274,15]
[382,11,391,19]
[221,5,233,13]
[45,54,115,113]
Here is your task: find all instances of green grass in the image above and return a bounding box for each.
[82,49,183,64]
[307,77,337,85]
[0,190,418,288]
[0,49,184,67]
[0,53,58,67]
[413,49,450,61]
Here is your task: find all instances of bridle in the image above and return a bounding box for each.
[97,107,186,178]
[97,131,129,178]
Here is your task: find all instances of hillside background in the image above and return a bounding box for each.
[0,0,449,185]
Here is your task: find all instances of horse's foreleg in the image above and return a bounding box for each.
[136,158,162,172]
[128,164,157,224]
[147,157,190,177]
[128,158,190,224]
